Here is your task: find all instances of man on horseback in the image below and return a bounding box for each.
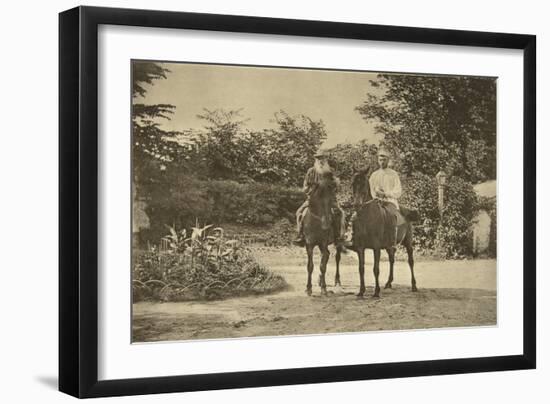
[370,148,403,216]
[345,147,420,296]
[369,148,414,244]
[293,150,346,246]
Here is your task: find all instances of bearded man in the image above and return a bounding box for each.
[293,150,346,246]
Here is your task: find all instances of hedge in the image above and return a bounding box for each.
[138,176,304,246]
[400,172,478,257]
[138,173,485,258]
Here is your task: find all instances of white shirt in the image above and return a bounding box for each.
[369,168,402,208]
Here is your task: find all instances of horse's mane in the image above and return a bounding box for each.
[312,171,338,197]
[321,171,338,189]
[352,168,371,207]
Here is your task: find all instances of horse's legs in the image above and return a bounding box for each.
[334,246,342,286]
[404,228,417,292]
[406,244,417,292]
[373,248,381,297]
[306,244,314,296]
[384,247,396,289]
[356,248,366,297]
[319,244,330,296]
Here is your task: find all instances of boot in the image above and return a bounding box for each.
[343,239,356,252]
[293,233,306,247]
[336,237,347,253]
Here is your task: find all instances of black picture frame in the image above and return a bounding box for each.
[59,5,536,398]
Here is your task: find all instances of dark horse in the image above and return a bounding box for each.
[350,168,418,298]
[302,173,344,296]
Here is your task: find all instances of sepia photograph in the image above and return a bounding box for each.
[131,60,497,343]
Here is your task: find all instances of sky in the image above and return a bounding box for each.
[134,62,384,148]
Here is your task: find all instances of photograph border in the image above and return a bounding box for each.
[59,6,536,398]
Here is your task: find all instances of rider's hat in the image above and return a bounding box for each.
[377,148,391,158]
[314,149,328,159]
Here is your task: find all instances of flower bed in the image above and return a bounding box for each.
[132,224,288,302]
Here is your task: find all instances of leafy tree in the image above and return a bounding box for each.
[326,141,378,182]
[263,111,328,187]
[191,109,327,186]
[356,74,496,182]
[194,108,251,180]
[132,61,179,196]
[133,62,170,97]
[241,111,327,186]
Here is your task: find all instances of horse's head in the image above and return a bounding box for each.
[309,173,337,230]
[352,168,372,208]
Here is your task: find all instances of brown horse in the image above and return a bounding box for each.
[350,168,418,298]
[302,173,343,296]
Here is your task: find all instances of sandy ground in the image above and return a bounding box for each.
[133,247,496,342]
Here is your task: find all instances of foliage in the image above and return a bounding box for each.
[252,111,328,186]
[206,179,303,225]
[400,173,478,257]
[437,176,478,257]
[132,61,183,198]
[129,66,495,258]
[325,141,379,182]
[356,74,496,183]
[132,62,170,98]
[161,224,188,254]
[138,176,304,247]
[264,219,296,247]
[133,224,288,301]
[192,108,252,180]
[187,109,328,186]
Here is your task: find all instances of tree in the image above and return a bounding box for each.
[195,108,251,180]
[325,141,378,182]
[132,62,180,196]
[191,109,327,186]
[242,111,327,186]
[264,111,327,187]
[356,74,496,182]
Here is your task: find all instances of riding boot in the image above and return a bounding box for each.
[293,223,306,246]
[343,239,356,252]
[293,236,305,246]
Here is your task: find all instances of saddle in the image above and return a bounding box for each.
[377,202,419,245]
[376,201,399,246]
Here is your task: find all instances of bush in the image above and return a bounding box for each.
[133,225,288,301]
[206,180,303,225]
[140,177,304,247]
[264,218,296,247]
[400,172,478,258]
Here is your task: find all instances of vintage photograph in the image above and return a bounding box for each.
[131,60,497,343]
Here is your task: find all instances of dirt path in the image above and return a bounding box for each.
[133,250,496,342]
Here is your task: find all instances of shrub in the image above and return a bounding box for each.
[133,224,288,301]
[140,177,304,246]
[400,172,478,258]
[264,218,296,247]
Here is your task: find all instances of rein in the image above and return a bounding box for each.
[356,198,378,209]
